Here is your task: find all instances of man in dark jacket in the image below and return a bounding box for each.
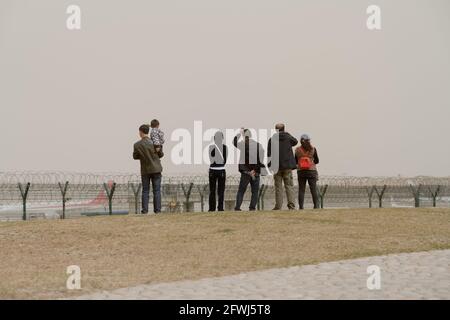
[208,131,228,212]
[233,128,265,211]
[133,124,163,214]
[267,123,298,210]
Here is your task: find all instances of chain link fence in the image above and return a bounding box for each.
[1,171,449,221]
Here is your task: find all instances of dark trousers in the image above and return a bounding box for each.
[297,170,319,209]
[208,169,226,211]
[235,173,260,211]
[141,172,162,213]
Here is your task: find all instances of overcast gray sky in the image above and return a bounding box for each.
[1,0,449,176]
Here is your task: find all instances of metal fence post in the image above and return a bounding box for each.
[182,182,194,212]
[18,182,31,221]
[318,184,328,209]
[366,186,375,208]
[261,184,267,210]
[428,185,441,207]
[257,184,267,211]
[374,185,387,208]
[197,184,208,212]
[130,183,142,214]
[58,181,69,219]
[409,184,422,208]
[103,182,117,215]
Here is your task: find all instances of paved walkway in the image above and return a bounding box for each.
[75,250,450,300]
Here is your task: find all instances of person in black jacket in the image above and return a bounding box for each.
[233,128,265,211]
[208,131,228,212]
[267,123,298,210]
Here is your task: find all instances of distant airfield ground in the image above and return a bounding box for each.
[0,208,449,299]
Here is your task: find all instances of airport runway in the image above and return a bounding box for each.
[73,249,450,300]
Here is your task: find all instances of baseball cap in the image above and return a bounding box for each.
[301,134,311,140]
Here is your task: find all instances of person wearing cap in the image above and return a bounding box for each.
[267,123,298,210]
[295,134,320,209]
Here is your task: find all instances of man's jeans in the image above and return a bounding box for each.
[273,169,296,210]
[141,173,162,213]
[209,169,226,211]
[235,173,260,211]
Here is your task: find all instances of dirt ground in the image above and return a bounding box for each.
[0,207,449,299]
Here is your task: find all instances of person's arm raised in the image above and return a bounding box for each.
[290,134,299,146]
[208,144,215,164]
[267,137,272,158]
[314,148,319,164]
[233,134,241,148]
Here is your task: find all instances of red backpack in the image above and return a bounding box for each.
[297,147,314,170]
[299,156,312,170]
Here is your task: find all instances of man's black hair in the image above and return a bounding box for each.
[139,124,150,135]
[150,119,160,128]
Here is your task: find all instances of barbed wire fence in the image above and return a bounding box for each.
[1,171,449,221]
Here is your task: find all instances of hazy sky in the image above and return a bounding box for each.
[1,0,449,176]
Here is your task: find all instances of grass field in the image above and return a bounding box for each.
[0,208,449,299]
